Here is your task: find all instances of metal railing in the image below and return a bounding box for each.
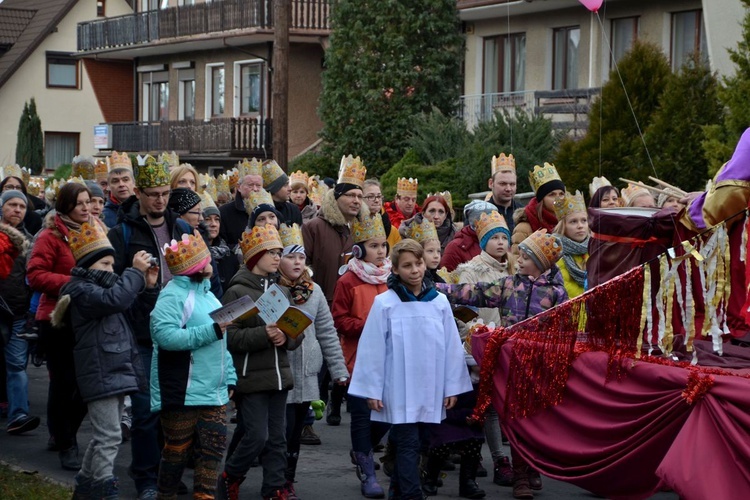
[108,117,271,154]
[78,0,331,52]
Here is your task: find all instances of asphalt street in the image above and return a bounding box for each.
[0,364,679,499]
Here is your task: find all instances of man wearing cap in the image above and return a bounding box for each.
[0,190,41,435]
[262,159,303,226]
[440,200,498,272]
[487,154,520,235]
[220,160,264,246]
[102,152,136,228]
[107,155,193,500]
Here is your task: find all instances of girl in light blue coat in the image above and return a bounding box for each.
[150,233,237,499]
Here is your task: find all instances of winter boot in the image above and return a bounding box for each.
[89,476,119,500]
[493,456,513,486]
[72,473,93,499]
[60,445,81,471]
[458,454,486,499]
[379,442,395,477]
[421,454,443,497]
[528,469,543,490]
[216,471,245,500]
[512,467,534,499]
[285,452,299,483]
[353,450,385,499]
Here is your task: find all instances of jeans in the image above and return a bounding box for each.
[5,319,30,424]
[225,390,288,497]
[348,394,391,454]
[80,395,125,481]
[389,423,423,499]
[130,344,161,494]
[484,407,505,460]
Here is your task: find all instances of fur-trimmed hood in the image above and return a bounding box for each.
[513,207,527,225]
[50,294,71,328]
[0,222,30,257]
[317,189,368,227]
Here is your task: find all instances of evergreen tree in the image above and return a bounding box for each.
[554,41,672,193]
[645,55,722,192]
[15,101,30,167]
[702,0,750,176]
[15,98,44,173]
[319,0,464,176]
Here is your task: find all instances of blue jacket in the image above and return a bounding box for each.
[150,276,237,411]
[102,198,120,228]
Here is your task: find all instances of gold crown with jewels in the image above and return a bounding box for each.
[279,223,304,248]
[338,155,366,188]
[397,177,418,197]
[244,189,274,215]
[475,211,509,243]
[529,163,562,194]
[238,158,263,179]
[72,155,96,180]
[491,153,516,175]
[352,214,386,244]
[553,191,586,220]
[240,224,283,263]
[289,170,310,189]
[68,221,112,263]
[262,160,285,188]
[134,155,170,188]
[163,232,211,275]
[402,217,438,244]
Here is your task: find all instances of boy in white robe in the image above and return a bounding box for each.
[349,239,472,499]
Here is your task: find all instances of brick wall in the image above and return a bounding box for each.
[83,59,134,123]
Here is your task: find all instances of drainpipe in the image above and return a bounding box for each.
[588,12,596,88]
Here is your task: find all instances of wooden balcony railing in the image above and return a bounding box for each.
[109,117,271,155]
[78,0,331,52]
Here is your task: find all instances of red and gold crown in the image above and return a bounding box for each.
[68,221,113,264]
[240,224,283,263]
[279,223,304,248]
[238,158,263,179]
[621,183,652,207]
[553,190,586,220]
[475,211,509,243]
[397,177,418,197]
[107,151,133,171]
[529,163,562,194]
[94,160,109,182]
[491,153,516,175]
[402,217,438,244]
[589,176,611,197]
[159,151,180,171]
[71,155,95,180]
[244,189,274,214]
[289,170,309,189]
[338,155,366,188]
[352,214,386,244]
[163,233,211,276]
[1,164,23,180]
[518,229,562,271]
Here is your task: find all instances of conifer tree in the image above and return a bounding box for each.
[15,98,44,173]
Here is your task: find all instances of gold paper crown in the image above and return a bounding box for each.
[491,153,516,175]
[238,158,263,179]
[244,189,274,215]
[427,191,454,216]
[338,155,366,188]
[66,176,87,186]
[68,221,113,263]
[403,217,438,244]
[159,151,180,170]
[27,176,45,196]
[397,177,418,197]
[262,160,285,188]
[308,175,328,206]
[199,191,216,209]
[134,155,170,188]
[240,224,283,263]
[589,176,611,197]
[519,229,562,271]
[163,233,211,275]
[72,155,96,180]
[289,170,309,189]
[553,191,586,220]
[107,151,132,171]
[21,167,30,185]
[94,160,109,182]
[351,214,386,244]
[279,223,304,248]
[216,174,230,195]
[2,164,23,180]
[529,163,562,194]
[475,211,509,243]
[621,183,652,207]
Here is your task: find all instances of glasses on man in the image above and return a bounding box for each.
[2,183,23,191]
[142,189,171,200]
[364,194,383,201]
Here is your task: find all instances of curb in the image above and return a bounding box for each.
[0,459,73,490]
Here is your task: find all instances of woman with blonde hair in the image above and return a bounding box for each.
[170,164,199,192]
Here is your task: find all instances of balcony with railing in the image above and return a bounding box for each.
[106,117,272,156]
[78,0,331,54]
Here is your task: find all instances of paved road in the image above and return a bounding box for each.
[0,364,678,499]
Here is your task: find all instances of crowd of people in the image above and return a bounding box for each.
[0,150,690,500]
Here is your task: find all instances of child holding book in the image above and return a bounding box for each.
[331,214,391,498]
[150,232,237,499]
[54,221,159,499]
[349,239,472,500]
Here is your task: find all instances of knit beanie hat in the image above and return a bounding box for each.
[168,188,202,216]
[202,206,220,219]
[250,204,282,228]
[85,180,105,200]
[463,200,497,230]
[0,190,27,207]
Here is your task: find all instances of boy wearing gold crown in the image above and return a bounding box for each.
[53,222,159,499]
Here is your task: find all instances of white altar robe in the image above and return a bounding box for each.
[348,289,472,424]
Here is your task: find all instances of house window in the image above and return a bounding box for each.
[142,71,169,121]
[240,63,263,115]
[611,17,639,67]
[45,132,79,170]
[206,64,225,117]
[178,69,195,120]
[552,26,580,90]
[483,33,526,93]
[46,53,79,89]
[97,0,105,16]
[672,10,708,70]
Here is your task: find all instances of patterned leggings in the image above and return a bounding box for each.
[158,406,227,500]
[429,437,483,460]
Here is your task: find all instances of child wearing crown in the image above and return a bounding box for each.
[149,233,236,499]
[399,215,444,284]
[436,229,568,498]
[552,192,590,298]
[512,163,566,254]
[331,213,392,498]
[349,239,473,500]
[52,222,160,499]
[288,170,318,222]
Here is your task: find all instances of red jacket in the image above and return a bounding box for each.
[331,270,388,375]
[440,225,481,272]
[383,201,420,229]
[27,214,76,321]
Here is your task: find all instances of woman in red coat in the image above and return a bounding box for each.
[27,182,97,471]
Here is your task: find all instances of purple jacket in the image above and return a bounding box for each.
[436,266,568,326]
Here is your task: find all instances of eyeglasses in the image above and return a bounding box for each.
[142,190,171,200]
[341,193,363,200]
[2,184,23,191]
[364,195,383,201]
[187,211,202,216]
[267,250,283,258]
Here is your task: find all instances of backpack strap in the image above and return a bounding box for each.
[122,222,131,257]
